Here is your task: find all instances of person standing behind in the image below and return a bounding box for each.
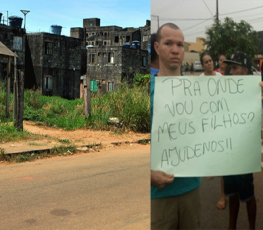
[200,52,222,76]
[151,23,201,230]
[150,33,159,76]
[185,62,189,74]
[200,52,225,210]
[190,62,194,74]
[215,54,227,75]
[222,51,257,230]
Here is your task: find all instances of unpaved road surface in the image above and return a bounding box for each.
[1,121,151,154]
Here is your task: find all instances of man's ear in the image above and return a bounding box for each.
[154,42,159,56]
[243,67,249,75]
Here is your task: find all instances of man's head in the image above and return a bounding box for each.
[223,51,252,75]
[154,23,184,75]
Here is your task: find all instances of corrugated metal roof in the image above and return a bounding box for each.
[0,41,18,57]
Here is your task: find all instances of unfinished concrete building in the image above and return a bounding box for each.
[86,46,149,94]
[0,22,26,84]
[26,32,82,99]
[70,18,150,94]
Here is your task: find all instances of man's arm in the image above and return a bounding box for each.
[151,170,174,189]
[260,82,263,100]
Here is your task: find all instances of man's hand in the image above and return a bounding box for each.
[151,170,174,189]
[259,82,263,101]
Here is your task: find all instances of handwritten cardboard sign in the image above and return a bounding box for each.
[151,75,262,176]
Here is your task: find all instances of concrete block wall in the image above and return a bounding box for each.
[0,24,26,82]
[26,33,82,99]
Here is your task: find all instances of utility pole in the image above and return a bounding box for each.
[151,15,159,29]
[20,10,30,30]
[84,35,97,118]
[216,0,219,21]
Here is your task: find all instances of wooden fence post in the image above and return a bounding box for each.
[13,53,17,120]
[5,56,11,117]
[83,76,88,118]
[14,70,24,131]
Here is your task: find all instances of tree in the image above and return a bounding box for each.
[202,17,260,63]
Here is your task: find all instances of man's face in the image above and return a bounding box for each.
[154,26,184,71]
[230,64,248,75]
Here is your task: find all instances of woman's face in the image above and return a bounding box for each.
[202,55,214,72]
[218,55,227,69]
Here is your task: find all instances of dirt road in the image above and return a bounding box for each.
[1,121,151,155]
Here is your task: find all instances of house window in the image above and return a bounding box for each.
[143,35,148,42]
[126,36,130,42]
[104,41,107,45]
[98,52,102,58]
[114,36,119,43]
[13,36,22,51]
[45,42,53,55]
[44,75,52,90]
[142,56,147,67]
[90,54,95,64]
[108,82,114,91]
[108,52,114,63]
[90,23,93,26]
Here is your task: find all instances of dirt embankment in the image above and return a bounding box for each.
[1,121,151,154]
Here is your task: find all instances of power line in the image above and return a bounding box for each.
[182,17,214,32]
[152,0,186,16]
[229,12,262,20]
[159,18,211,21]
[247,17,263,23]
[152,0,181,15]
[220,5,263,16]
[202,0,214,17]
[184,30,206,37]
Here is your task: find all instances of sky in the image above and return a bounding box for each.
[151,0,263,42]
[1,0,150,36]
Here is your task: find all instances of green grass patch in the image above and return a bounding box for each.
[27,142,46,146]
[1,83,150,142]
[0,122,36,142]
[58,139,70,144]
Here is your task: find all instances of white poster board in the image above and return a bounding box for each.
[151,75,262,176]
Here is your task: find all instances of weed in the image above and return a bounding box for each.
[16,154,29,163]
[51,146,75,155]
[0,148,11,161]
[58,139,70,144]
[114,129,123,135]
[140,139,148,145]
[28,142,45,146]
